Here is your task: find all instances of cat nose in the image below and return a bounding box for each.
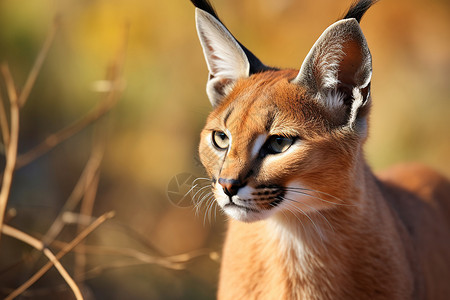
[218,178,243,197]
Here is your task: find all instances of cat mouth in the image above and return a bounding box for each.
[224,201,260,212]
[221,198,281,222]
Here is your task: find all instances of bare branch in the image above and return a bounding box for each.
[1,225,83,300]
[75,168,100,283]
[79,248,220,280]
[15,23,128,170]
[18,17,59,108]
[1,64,18,104]
[42,135,105,246]
[83,260,183,279]
[0,91,10,150]
[50,242,220,272]
[0,64,20,240]
[5,211,114,300]
[14,92,117,169]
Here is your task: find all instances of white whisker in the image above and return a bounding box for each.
[192,177,213,184]
[195,192,213,215]
[282,199,325,243]
[192,185,212,202]
[271,201,307,234]
[283,187,355,207]
[283,197,334,233]
[203,197,216,226]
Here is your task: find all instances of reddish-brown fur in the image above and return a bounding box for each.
[197,70,450,299]
[192,1,450,298]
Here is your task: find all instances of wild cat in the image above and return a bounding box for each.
[188,0,450,299]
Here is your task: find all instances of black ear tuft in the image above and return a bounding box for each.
[190,0,220,20]
[190,0,271,75]
[343,0,378,23]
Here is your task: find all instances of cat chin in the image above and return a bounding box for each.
[222,205,275,223]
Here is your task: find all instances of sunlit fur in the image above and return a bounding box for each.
[191,1,450,299]
[199,71,450,300]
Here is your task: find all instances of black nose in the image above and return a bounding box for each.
[218,178,243,197]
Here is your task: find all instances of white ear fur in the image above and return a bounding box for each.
[293,19,372,131]
[195,8,250,106]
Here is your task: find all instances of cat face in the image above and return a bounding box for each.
[199,70,360,222]
[194,5,372,222]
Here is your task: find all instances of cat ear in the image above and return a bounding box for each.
[292,19,372,131]
[195,8,249,106]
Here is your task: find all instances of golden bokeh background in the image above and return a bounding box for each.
[0,0,449,299]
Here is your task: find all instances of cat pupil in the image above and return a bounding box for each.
[212,131,229,150]
[266,136,293,154]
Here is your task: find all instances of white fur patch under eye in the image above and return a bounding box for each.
[251,134,267,158]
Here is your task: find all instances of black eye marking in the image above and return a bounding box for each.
[223,107,234,127]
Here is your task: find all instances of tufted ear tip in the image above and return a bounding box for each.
[293,18,372,131]
[293,18,371,87]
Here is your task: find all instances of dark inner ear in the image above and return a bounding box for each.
[338,40,364,87]
[337,40,369,107]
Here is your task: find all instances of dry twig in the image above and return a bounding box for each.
[1,225,83,300]
[5,211,115,300]
[18,17,59,108]
[75,155,101,283]
[15,24,128,170]
[80,247,220,280]
[42,137,105,246]
[15,91,116,169]
[0,20,127,300]
[46,238,221,280]
[0,19,58,238]
[0,92,10,150]
[0,64,20,238]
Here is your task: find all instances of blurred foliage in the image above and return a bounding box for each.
[0,0,449,299]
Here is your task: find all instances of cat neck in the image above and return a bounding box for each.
[219,154,414,299]
[263,158,413,299]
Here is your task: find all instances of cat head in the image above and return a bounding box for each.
[192,0,375,222]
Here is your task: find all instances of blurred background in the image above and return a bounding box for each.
[0,0,448,299]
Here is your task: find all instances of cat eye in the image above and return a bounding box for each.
[266,135,294,154]
[212,131,229,150]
